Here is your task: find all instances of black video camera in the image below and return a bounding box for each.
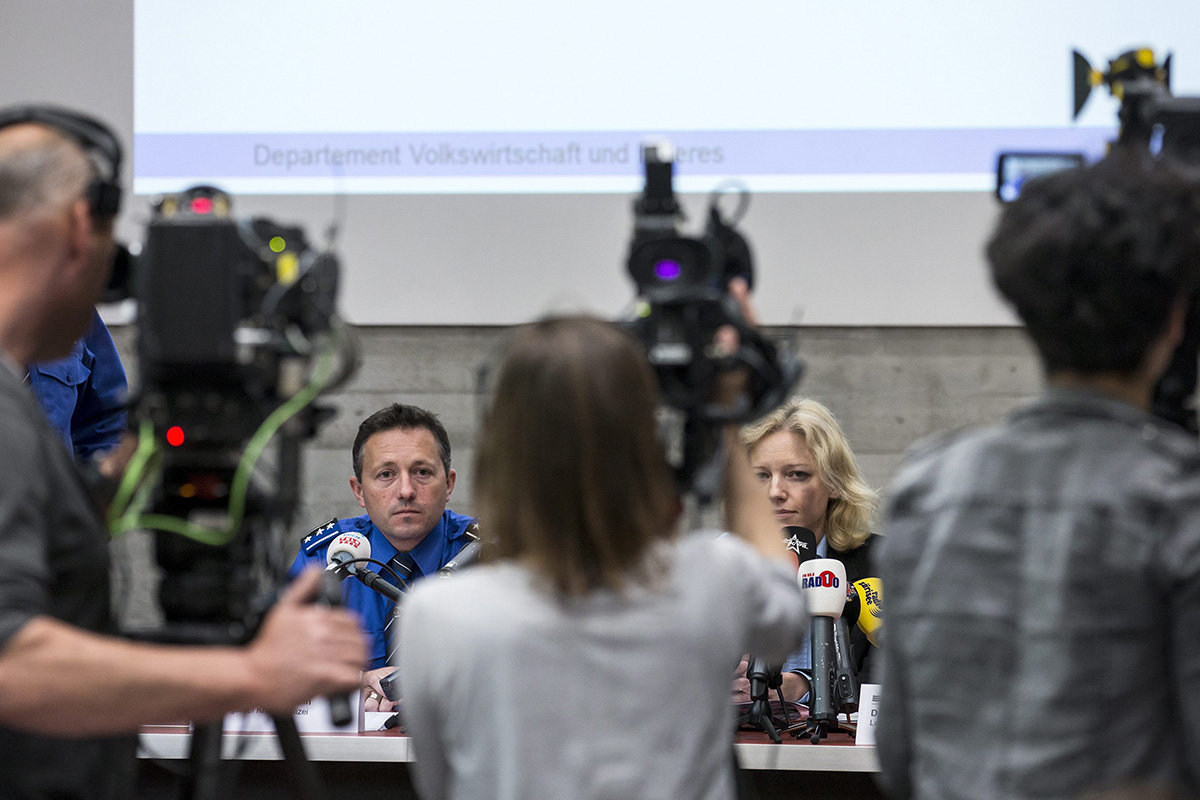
[112,186,354,639]
[626,141,802,499]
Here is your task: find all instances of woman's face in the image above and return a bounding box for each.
[749,429,838,541]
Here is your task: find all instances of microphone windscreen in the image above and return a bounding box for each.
[326,531,371,567]
[799,558,848,619]
[853,578,883,647]
[782,526,818,573]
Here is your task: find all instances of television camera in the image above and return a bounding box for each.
[625,141,803,500]
[108,185,358,644]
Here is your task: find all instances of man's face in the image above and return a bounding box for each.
[350,427,456,553]
[33,206,114,363]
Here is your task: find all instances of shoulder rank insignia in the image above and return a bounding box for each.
[301,518,341,555]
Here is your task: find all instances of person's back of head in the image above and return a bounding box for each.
[0,123,93,226]
[0,116,113,363]
[474,315,679,596]
[987,153,1200,377]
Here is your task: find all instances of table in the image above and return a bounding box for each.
[140,726,878,769]
[137,726,884,799]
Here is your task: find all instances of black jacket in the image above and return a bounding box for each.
[830,533,880,683]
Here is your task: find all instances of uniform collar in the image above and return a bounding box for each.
[366,510,452,579]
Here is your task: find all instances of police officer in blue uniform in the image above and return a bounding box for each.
[289,403,478,710]
[28,308,127,459]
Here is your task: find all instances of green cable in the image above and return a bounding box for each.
[107,420,161,533]
[109,340,339,546]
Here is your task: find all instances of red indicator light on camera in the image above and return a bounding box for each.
[191,197,214,215]
[166,426,186,447]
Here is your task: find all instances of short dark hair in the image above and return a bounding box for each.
[987,154,1200,375]
[474,316,679,596]
[352,403,451,480]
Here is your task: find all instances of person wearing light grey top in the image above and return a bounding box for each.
[877,155,1200,799]
[398,313,806,800]
[401,532,805,800]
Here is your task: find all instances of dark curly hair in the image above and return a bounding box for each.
[987,153,1200,375]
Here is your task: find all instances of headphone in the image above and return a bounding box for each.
[0,104,124,218]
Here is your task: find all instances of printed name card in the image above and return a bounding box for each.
[222,696,357,734]
[856,683,882,746]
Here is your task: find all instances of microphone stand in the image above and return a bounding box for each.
[794,617,858,744]
[339,564,408,732]
[735,656,792,743]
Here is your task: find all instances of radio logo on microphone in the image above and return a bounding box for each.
[800,570,840,590]
[785,533,810,554]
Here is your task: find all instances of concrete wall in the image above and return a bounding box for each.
[108,323,1043,625]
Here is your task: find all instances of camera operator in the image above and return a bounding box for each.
[877,154,1200,799]
[289,403,480,712]
[733,397,879,704]
[396,311,807,800]
[0,113,367,799]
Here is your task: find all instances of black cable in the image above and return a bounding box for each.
[338,556,406,588]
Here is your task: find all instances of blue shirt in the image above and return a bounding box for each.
[289,509,478,669]
[28,310,128,460]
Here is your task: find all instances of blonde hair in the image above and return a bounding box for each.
[740,398,877,552]
[474,316,679,596]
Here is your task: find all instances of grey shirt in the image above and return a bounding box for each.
[0,360,136,798]
[877,388,1200,800]
[399,531,807,800]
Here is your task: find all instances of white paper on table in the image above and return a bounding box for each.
[855,683,882,746]
[222,696,356,734]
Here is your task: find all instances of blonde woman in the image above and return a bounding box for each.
[740,397,879,702]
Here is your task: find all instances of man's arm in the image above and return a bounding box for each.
[68,311,128,460]
[0,569,366,737]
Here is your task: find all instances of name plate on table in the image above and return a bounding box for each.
[223,696,356,734]
[855,683,882,746]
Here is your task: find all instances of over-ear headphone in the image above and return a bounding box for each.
[0,104,124,218]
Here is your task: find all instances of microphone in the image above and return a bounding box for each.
[324,531,404,602]
[736,654,788,743]
[852,577,882,647]
[358,568,403,602]
[798,557,848,726]
[326,531,370,577]
[831,616,859,709]
[316,571,355,727]
[782,526,818,574]
[437,536,481,577]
